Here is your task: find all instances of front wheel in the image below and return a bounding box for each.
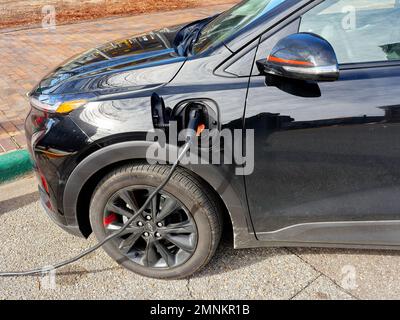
[89,163,223,279]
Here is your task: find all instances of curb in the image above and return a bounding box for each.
[0,149,33,184]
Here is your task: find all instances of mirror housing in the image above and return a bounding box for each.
[257,33,339,82]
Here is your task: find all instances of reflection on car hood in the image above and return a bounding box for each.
[33,25,186,96]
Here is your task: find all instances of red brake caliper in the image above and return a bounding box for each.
[103,213,118,226]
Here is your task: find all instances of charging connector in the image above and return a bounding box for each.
[185,108,204,142]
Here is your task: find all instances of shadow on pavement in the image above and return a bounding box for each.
[54,265,122,287]
[0,191,39,216]
[189,231,288,279]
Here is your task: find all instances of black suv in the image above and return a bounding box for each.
[25,0,400,279]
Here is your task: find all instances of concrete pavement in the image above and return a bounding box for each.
[1,176,399,300]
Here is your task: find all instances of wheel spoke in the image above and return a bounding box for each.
[107,223,139,237]
[156,198,179,222]
[106,221,124,232]
[119,190,140,212]
[106,203,133,219]
[154,241,175,267]
[119,231,142,254]
[163,234,196,253]
[151,192,160,217]
[119,227,141,237]
[144,241,159,267]
[163,220,196,235]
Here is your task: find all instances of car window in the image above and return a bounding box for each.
[224,46,258,77]
[299,0,400,64]
[193,0,288,54]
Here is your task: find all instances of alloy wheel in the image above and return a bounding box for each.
[103,186,198,269]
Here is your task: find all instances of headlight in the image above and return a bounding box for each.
[30,97,59,112]
[55,100,88,114]
[30,97,87,114]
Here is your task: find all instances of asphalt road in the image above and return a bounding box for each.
[1,176,400,300]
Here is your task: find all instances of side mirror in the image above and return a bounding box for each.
[257,33,339,82]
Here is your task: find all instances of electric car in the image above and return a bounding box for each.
[25,0,400,279]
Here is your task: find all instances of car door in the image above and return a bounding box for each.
[244,0,400,245]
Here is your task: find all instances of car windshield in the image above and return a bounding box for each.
[192,0,287,54]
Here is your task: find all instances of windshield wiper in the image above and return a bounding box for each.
[175,25,203,56]
[183,27,204,55]
[174,15,217,56]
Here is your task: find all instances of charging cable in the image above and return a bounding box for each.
[0,111,204,277]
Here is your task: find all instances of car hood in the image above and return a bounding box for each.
[32,25,186,97]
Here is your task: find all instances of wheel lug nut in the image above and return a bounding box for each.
[137,222,143,227]
[143,232,149,237]
[145,215,152,221]
[155,232,161,238]
[157,222,163,227]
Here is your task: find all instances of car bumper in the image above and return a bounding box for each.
[38,184,85,238]
[25,105,92,239]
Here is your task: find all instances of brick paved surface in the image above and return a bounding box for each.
[0,2,237,153]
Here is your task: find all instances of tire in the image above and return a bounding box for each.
[89,163,223,279]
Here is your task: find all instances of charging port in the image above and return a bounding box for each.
[151,94,220,145]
